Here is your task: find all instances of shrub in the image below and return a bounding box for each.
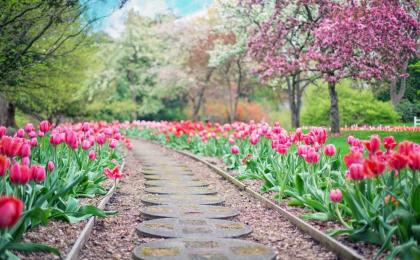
[396,99,420,123]
[302,81,400,126]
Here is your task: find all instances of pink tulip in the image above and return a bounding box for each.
[30,138,38,147]
[81,140,91,150]
[348,163,364,180]
[231,145,240,155]
[31,165,46,183]
[19,143,31,158]
[330,189,343,203]
[49,132,62,145]
[88,150,96,160]
[305,148,320,164]
[0,126,6,138]
[24,123,34,133]
[16,129,25,138]
[10,163,31,185]
[21,157,30,166]
[96,133,106,145]
[47,161,55,172]
[81,122,91,132]
[324,144,336,157]
[39,120,51,133]
[109,139,118,149]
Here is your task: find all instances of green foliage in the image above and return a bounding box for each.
[396,99,420,123]
[302,81,400,126]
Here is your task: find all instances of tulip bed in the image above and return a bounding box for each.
[129,121,420,259]
[0,121,132,259]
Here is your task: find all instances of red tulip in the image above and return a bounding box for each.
[0,136,23,157]
[364,135,381,154]
[104,166,123,179]
[398,141,414,156]
[388,152,408,171]
[31,165,46,182]
[10,163,31,185]
[383,136,397,150]
[348,163,364,180]
[408,152,420,171]
[0,196,23,229]
[0,155,10,177]
[329,189,342,203]
[324,144,336,157]
[231,145,240,155]
[363,158,386,178]
[277,144,288,155]
[344,151,364,168]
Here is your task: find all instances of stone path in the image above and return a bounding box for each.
[132,143,276,260]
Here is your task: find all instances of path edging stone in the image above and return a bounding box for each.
[65,161,125,260]
[173,149,365,260]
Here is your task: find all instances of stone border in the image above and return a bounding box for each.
[65,161,125,260]
[174,149,365,260]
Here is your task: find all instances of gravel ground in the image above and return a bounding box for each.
[134,140,336,259]
[198,153,381,259]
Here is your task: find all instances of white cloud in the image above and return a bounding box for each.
[103,0,169,38]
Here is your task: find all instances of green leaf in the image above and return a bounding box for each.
[295,174,304,195]
[301,212,330,221]
[7,242,61,257]
[412,186,420,216]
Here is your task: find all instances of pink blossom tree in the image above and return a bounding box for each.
[244,0,418,133]
[308,0,418,133]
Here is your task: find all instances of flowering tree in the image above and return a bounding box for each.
[244,0,418,132]
[308,0,419,133]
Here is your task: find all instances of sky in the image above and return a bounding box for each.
[91,0,212,38]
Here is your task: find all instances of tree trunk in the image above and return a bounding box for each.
[233,59,243,123]
[0,94,16,128]
[328,81,340,134]
[192,86,206,121]
[390,61,408,107]
[287,75,302,129]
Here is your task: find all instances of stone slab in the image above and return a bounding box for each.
[145,187,217,195]
[132,238,276,260]
[142,171,194,176]
[145,180,209,187]
[140,194,224,205]
[137,218,252,238]
[144,175,200,181]
[140,205,239,219]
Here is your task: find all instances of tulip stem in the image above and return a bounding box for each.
[335,205,351,229]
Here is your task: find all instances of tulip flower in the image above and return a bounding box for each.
[364,135,381,154]
[88,150,96,160]
[231,145,240,155]
[324,144,336,157]
[47,161,55,172]
[329,189,343,203]
[104,166,123,179]
[398,141,414,156]
[348,163,364,180]
[24,123,34,133]
[96,133,106,145]
[0,126,6,137]
[65,130,78,149]
[0,155,10,176]
[19,143,31,158]
[344,151,364,168]
[30,138,38,147]
[81,140,91,150]
[408,152,420,171]
[81,122,91,132]
[383,136,397,151]
[21,157,30,166]
[31,165,46,183]
[16,129,25,138]
[388,152,408,171]
[363,158,386,178]
[9,163,31,185]
[305,148,320,164]
[277,144,288,155]
[39,120,51,133]
[109,139,118,149]
[0,196,23,229]
[0,136,23,157]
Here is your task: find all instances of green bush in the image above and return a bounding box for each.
[301,81,400,126]
[395,99,420,123]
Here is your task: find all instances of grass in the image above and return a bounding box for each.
[328,130,420,154]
